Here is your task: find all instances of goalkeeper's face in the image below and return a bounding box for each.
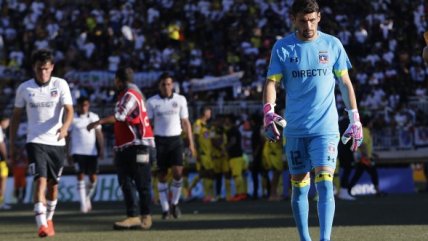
[292,11,320,41]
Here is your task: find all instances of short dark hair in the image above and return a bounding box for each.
[200,106,211,116]
[158,72,173,84]
[115,67,134,84]
[291,0,319,16]
[77,96,89,105]
[31,48,54,65]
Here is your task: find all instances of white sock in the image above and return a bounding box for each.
[171,178,183,205]
[78,180,87,211]
[87,180,97,199]
[34,202,47,228]
[46,199,58,220]
[157,182,169,212]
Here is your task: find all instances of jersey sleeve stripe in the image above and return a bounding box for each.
[267,74,283,82]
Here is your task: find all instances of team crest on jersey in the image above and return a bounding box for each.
[172,101,178,108]
[319,51,329,64]
[50,89,58,97]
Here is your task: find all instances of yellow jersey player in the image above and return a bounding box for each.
[211,115,232,201]
[262,140,284,201]
[193,106,215,202]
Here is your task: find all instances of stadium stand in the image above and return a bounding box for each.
[0,0,427,161]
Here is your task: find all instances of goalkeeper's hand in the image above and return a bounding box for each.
[341,109,363,152]
[263,103,286,142]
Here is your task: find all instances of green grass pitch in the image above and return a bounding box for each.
[1,194,428,241]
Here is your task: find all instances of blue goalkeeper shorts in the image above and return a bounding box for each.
[285,134,339,175]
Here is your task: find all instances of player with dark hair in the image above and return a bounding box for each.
[146,73,196,219]
[68,96,104,213]
[262,1,362,240]
[9,48,74,237]
[88,67,154,230]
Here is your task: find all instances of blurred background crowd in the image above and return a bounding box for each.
[0,0,427,151]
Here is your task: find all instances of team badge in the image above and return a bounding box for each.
[319,51,329,64]
[172,101,178,108]
[50,89,58,97]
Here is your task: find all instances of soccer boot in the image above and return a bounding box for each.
[171,204,182,219]
[140,215,152,230]
[161,211,171,220]
[38,225,49,238]
[46,220,55,237]
[113,217,141,230]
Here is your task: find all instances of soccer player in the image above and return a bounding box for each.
[9,49,74,237]
[211,115,231,201]
[262,139,284,201]
[226,115,247,201]
[0,117,10,210]
[146,73,196,219]
[262,1,363,240]
[193,106,215,202]
[68,96,104,213]
[87,67,154,230]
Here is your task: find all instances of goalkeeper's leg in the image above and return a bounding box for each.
[315,171,335,241]
[291,176,311,241]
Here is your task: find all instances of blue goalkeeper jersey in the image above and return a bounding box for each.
[267,31,352,137]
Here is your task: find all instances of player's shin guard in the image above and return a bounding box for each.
[291,179,311,241]
[315,172,335,241]
[46,199,57,220]
[157,182,169,212]
[34,202,47,228]
[171,178,183,205]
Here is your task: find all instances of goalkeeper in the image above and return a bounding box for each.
[262,1,362,240]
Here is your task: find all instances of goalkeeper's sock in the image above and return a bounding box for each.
[46,199,57,220]
[291,179,311,241]
[315,172,335,241]
[34,202,47,228]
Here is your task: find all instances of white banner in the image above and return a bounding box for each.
[64,71,162,88]
[190,71,243,92]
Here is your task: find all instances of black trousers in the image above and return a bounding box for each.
[115,145,152,217]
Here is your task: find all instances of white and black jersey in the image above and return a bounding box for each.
[69,111,101,156]
[146,93,189,137]
[14,77,73,146]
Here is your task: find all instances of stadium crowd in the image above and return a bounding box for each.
[0,1,427,146]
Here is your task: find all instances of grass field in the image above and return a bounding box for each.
[1,193,428,241]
